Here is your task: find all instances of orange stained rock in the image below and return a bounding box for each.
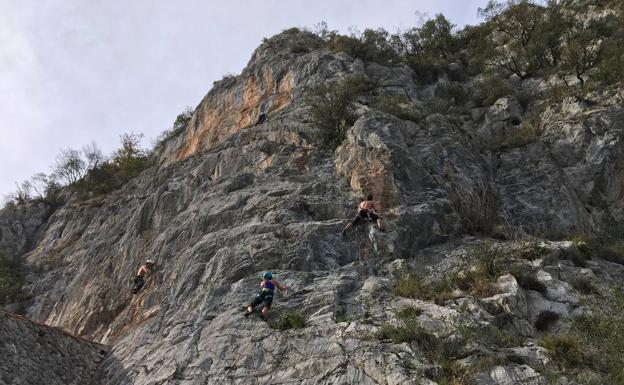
[173,68,295,162]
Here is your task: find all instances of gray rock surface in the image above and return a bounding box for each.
[0,308,108,385]
[1,27,623,385]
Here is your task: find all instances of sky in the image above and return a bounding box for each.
[0,0,488,201]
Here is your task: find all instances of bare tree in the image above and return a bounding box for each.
[82,141,104,172]
[14,180,32,204]
[30,173,49,199]
[53,148,86,185]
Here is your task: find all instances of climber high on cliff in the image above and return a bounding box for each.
[341,194,382,236]
[132,260,155,294]
[255,112,268,126]
[244,271,287,320]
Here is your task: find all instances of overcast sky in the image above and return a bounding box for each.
[0,0,488,201]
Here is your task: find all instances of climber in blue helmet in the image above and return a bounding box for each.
[244,271,287,320]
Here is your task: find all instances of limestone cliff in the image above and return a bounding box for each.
[1,10,624,385]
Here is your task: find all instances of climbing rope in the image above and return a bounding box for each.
[352,224,391,385]
[350,229,366,383]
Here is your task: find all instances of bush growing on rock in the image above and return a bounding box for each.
[154,106,193,152]
[401,14,460,84]
[435,80,468,104]
[323,27,400,65]
[376,319,436,345]
[371,93,421,122]
[272,311,305,331]
[539,287,624,383]
[472,74,513,107]
[539,334,586,368]
[396,306,422,320]
[487,118,544,152]
[73,133,150,197]
[600,239,624,266]
[392,273,429,299]
[4,132,153,207]
[393,243,507,304]
[306,75,374,149]
[377,310,512,384]
[446,172,499,235]
[569,276,597,295]
[516,242,548,261]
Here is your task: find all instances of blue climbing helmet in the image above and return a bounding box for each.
[263,271,273,280]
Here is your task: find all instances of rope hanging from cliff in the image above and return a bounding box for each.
[350,229,365,383]
[354,225,390,385]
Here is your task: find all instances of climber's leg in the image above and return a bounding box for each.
[245,294,264,317]
[260,294,273,320]
[369,213,382,231]
[343,213,363,236]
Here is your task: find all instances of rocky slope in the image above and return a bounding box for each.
[1,25,624,385]
[0,308,108,385]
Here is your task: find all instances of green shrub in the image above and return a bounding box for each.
[445,242,507,297]
[446,171,499,235]
[595,38,624,84]
[273,311,305,331]
[306,75,374,149]
[448,269,498,298]
[468,242,503,279]
[420,98,452,117]
[379,308,511,384]
[458,319,523,348]
[571,287,624,382]
[154,107,193,152]
[393,273,429,299]
[376,320,436,345]
[396,306,423,320]
[539,287,624,382]
[569,276,597,295]
[517,242,548,261]
[0,251,26,305]
[539,334,586,369]
[402,14,461,84]
[326,28,399,64]
[371,93,422,122]
[393,244,505,304]
[392,272,455,304]
[74,133,151,197]
[473,74,513,107]
[436,81,468,104]
[601,240,624,265]
[290,44,309,54]
[488,119,543,152]
[282,27,300,35]
[436,359,474,385]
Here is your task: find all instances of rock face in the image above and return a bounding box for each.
[0,203,52,258]
[1,28,623,385]
[0,308,108,385]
